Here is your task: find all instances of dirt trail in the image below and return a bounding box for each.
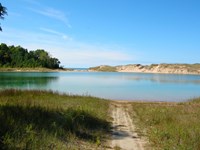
[110,102,146,150]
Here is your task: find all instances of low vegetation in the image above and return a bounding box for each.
[89,65,117,72]
[1,89,200,149]
[130,98,200,150]
[0,90,110,149]
[0,67,70,72]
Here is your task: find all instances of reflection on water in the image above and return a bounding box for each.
[92,73,200,84]
[133,74,200,84]
[0,72,58,89]
[0,72,200,102]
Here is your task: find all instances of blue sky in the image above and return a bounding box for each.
[0,0,200,67]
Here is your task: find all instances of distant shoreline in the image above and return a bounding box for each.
[0,67,68,72]
[1,63,200,75]
[88,63,200,75]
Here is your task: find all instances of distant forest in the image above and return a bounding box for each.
[0,43,61,69]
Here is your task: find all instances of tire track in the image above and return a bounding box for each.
[111,102,146,150]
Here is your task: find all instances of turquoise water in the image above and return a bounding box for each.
[0,72,200,102]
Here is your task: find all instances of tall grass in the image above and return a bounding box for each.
[131,99,200,150]
[0,90,110,149]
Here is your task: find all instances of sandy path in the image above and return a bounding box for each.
[110,102,146,150]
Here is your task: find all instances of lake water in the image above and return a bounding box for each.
[0,72,200,102]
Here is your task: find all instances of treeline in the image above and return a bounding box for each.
[0,43,61,69]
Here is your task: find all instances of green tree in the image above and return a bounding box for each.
[0,43,61,69]
[0,3,7,31]
[0,43,11,67]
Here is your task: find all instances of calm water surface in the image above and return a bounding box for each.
[0,72,200,102]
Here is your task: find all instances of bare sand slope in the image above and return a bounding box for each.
[110,102,147,150]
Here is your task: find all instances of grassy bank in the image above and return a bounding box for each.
[0,67,73,72]
[130,98,200,150]
[89,65,117,72]
[0,90,110,149]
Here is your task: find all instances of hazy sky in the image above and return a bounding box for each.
[0,0,200,67]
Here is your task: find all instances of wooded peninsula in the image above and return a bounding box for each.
[0,43,61,69]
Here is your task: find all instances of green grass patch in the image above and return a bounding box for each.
[0,90,111,149]
[0,67,65,72]
[130,99,200,150]
[89,65,117,72]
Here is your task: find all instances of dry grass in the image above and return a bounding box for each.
[130,98,200,150]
